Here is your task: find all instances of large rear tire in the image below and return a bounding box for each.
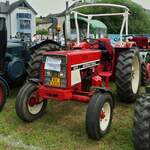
[115,48,141,102]
[86,92,113,140]
[133,95,150,150]
[27,42,61,78]
[15,82,47,122]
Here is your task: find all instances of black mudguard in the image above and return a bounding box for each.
[95,87,115,108]
[29,39,61,51]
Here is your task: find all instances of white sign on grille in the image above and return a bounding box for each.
[44,57,61,72]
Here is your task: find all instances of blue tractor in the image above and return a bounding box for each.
[0,17,61,111]
[4,40,29,85]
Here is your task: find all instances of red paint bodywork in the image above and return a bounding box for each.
[130,36,149,49]
[115,41,136,49]
[36,38,135,103]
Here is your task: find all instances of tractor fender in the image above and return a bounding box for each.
[28,78,42,85]
[94,87,115,108]
[0,76,10,97]
[29,39,61,51]
[115,41,136,49]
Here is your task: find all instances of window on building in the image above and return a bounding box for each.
[19,20,31,30]
[17,13,31,19]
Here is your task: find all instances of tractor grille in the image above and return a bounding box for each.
[43,55,67,88]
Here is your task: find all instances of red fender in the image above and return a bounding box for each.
[115,41,136,49]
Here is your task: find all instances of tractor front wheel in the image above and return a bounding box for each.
[133,95,150,150]
[116,48,141,102]
[15,82,47,122]
[86,92,113,140]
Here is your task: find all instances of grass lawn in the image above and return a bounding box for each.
[0,83,135,150]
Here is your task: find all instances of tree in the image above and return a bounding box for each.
[80,0,150,34]
[36,29,49,35]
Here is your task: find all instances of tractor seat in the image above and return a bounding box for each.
[99,72,112,77]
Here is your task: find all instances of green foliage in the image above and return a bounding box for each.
[80,0,150,34]
[36,29,49,35]
[36,17,43,26]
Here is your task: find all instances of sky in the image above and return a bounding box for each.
[1,0,150,16]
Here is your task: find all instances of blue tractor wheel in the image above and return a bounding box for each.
[7,58,25,80]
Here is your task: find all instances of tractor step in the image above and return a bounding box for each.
[99,72,112,89]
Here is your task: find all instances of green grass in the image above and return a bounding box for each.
[0,84,135,150]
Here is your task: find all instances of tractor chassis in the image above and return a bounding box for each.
[16,76,114,140]
[29,75,113,104]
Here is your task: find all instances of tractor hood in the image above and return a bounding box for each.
[44,49,102,65]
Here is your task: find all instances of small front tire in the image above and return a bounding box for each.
[86,92,113,140]
[15,82,47,122]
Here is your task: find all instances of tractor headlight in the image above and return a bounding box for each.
[45,70,52,76]
[60,71,65,78]
[43,55,67,88]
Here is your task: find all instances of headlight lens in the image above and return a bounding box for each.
[45,70,52,76]
[60,71,65,78]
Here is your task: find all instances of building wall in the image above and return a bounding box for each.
[9,7,36,40]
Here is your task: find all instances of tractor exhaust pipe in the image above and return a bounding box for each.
[0,18,7,73]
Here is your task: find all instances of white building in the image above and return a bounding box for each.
[0,0,37,40]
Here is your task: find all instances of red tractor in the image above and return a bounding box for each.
[16,4,141,140]
[129,36,150,85]
[132,38,150,150]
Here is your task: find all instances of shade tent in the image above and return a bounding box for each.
[70,16,107,39]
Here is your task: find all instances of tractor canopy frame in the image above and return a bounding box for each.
[66,3,129,45]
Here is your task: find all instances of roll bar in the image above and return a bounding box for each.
[67,3,129,44]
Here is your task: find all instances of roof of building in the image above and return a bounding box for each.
[0,0,37,15]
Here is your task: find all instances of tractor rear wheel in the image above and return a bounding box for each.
[15,82,47,122]
[116,48,141,102]
[27,42,61,78]
[133,95,150,150]
[86,92,113,140]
